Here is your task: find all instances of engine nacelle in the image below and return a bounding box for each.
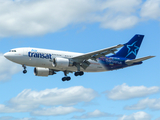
[34,67,56,77]
[52,57,73,68]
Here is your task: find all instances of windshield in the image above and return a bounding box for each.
[9,50,16,52]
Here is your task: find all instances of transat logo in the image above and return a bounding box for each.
[126,41,139,58]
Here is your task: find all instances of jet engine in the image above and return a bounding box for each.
[34,67,56,77]
[52,57,73,68]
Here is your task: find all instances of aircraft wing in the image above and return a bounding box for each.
[72,44,124,63]
[125,56,155,65]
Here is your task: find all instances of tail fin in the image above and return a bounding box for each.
[111,34,144,59]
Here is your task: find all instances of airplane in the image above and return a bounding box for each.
[4,34,155,81]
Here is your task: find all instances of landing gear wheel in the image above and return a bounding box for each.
[74,71,84,76]
[23,70,27,74]
[66,77,71,81]
[62,71,71,82]
[74,72,79,76]
[22,65,27,74]
[62,77,66,81]
[62,77,71,81]
[79,71,84,76]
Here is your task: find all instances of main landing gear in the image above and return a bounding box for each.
[22,65,27,74]
[62,76,71,81]
[61,63,84,81]
[62,71,71,82]
[62,71,84,82]
[74,71,84,76]
[74,63,84,76]
[62,63,84,81]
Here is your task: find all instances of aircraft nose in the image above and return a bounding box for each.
[4,53,7,58]
[4,52,11,59]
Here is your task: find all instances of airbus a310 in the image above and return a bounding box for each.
[4,34,155,81]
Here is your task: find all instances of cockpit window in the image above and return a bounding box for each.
[9,50,16,52]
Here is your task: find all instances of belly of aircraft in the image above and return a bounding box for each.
[21,57,106,72]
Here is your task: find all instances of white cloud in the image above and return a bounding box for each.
[0,86,97,113]
[99,15,139,30]
[0,0,98,36]
[140,0,160,20]
[125,98,160,110]
[0,0,143,37]
[18,118,37,120]
[31,106,84,116]
[96,0,141,30]
[72,109,113,119]
[0,116,37,120]
[0,116,14,120]
[1,0,160,36]
[0,53,22,81]
[10,86,98,107]
[105,83,159,100]
[118,111,151,120]
[155,117,160,120]
[0,103,36,113]
[102,0,141,14]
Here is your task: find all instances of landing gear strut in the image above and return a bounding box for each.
[74,63,84,76]
[62,71,71,82]
[22,65,27,74]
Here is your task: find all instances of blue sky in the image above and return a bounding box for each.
[0,0,160,120]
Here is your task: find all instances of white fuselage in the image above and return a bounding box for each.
[4,47,106,72]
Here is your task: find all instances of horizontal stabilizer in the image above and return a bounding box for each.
[125,56,155,65]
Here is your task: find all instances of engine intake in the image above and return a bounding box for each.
[34,67,56,77]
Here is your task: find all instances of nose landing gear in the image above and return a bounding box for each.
[22,65,27,74]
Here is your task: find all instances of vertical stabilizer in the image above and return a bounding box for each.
[111,34,144,59]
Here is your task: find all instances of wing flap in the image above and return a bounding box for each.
[125,56,155,65]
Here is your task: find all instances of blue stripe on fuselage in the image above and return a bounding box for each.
[98,56,142,70]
